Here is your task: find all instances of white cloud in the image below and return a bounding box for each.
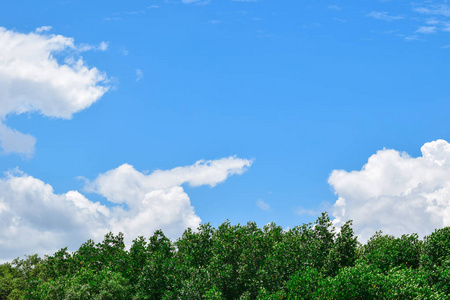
[296,207,318,216]
[0,27,109,155]
[416,26,437,34]
[413,5,450,17]
[78,41,109,52]
[0,157,252,261]
[0,171,109,261]
[328,5,342,11]
[256,199,270,210]
[333,18,347,23]
[182,0,211,4]
[35,26,52,33]
[402,34,420,41]
[425,19,439,25]
[367,11,404,21]
[0,123,36,156]
[136,69,143,81]
[329,140,450,242]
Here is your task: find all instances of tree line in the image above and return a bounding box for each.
[1,212,450,299]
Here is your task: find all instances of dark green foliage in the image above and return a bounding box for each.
[329,220,359,273]
[0,255,43,300]
[315,261,387,299]
[134,230,176,299]
[360,231,422,272]
[422,227,450,269]
[434,260,450,295]
[384,267,448,299]
[284,267,320,299]
[2,212,450,299]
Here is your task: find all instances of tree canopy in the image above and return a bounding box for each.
[1,212,450,299]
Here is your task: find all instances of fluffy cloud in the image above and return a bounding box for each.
[0,157,251,261]
[329,140,450,242]
[0,171,109,261]
[0,27,109,155]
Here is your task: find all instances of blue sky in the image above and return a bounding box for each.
[1,0,450,260]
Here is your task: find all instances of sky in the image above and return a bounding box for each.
[1,0,450,260]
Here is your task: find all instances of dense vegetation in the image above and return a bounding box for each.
[1,212,450,299]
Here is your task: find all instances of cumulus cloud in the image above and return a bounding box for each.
[329,140,450,242]
[0,171,109,261]
[0,157,252,261]
[0,27,109,155]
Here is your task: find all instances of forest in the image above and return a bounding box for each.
[1,212,450,299]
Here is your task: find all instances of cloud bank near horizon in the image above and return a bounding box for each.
[0,157,252,261]
[329,139,450,242]
[0,27,109,155]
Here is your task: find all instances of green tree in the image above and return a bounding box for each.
[361,232,421,272]
[1,255,43,300]
[315,261,387,299]
[422,227,450,270]
[134,230,176,299]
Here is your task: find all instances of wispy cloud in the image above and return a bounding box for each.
[136,69,143,81]
[78,41,109,52]
[256,199,270,211]
[367,11,404,22]
[296,208,318,216]
[413,4,450,17]
[416,26,437,34]
[402,34,420,42]
[255,30,275,38]
[125,10,146,15]
[425,19,440,25]
[181,0,211,5]
[103,17,122,21]
[333,18,347,23]
[328,5,342,11]
[35,26,52,33]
